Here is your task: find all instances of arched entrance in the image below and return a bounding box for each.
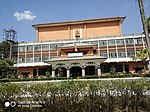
[85,66,95,76]
[55,67,67,77]
[70,66,82,78]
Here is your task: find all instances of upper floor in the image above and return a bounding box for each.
[32,17,125,42]
[14,33,148,67]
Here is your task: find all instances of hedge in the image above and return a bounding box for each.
[0,73,150,82]
[0,80,150,112]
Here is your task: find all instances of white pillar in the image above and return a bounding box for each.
[82,67,85,77]
[123,64,125,73]
[97,65,101,76]
[52,68,55,78]
[67,69,70,78]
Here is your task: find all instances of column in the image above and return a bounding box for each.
[52,68,55,78]
[123,64,125,73]
[67,68,70,78]
[82,66,85,77]
[97,65,101,76]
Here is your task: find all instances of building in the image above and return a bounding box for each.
[15,17,148,78]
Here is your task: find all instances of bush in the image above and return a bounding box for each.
[0,80,150,111]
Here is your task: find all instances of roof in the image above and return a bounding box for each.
[32,16,126,30]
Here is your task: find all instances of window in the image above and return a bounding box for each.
[127,50,135,57]
[118,51,126,58]
[42,56,49,61]
[90,41,98,45]
[19,46,25,52]
[108,40,115,46]
[26,57,33,63]
[109,52,117,58]
[50,44,57,50]
[42,44,49,50]
[34,45,41,51]
[126,38,134,45]
[100,52,108,57]
[99,40,107,46]
[116,39,124,45]
[27,45,33,51]
[34,57,41,62]
[19,57,25,63]
[134,38,143,44]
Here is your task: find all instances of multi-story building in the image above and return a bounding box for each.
[15,17,148,78]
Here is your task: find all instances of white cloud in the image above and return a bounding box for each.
[13,11,36,21]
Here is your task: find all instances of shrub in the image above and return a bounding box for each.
[0,80,150,111]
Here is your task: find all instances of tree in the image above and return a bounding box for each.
[137,0,150,71]
[0,58,17,79]
[0,41,10,60]
[131,48,148,73]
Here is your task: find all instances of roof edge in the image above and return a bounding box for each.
[32,16,126,30]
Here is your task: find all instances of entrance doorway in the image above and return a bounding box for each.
[124,65,129,73]
[70,66,82,78]
[33,69,37,78]
[85,66,95,75]
[55,67,67,77]
[134,67,144,74]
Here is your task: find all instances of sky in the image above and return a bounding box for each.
[0,0,150,42]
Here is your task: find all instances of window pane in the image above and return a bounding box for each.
[127,50,135,57]
[27,45,33,51]
[99,40,107,46]
[116,39,124,45]
[34,57,41,62]
[109,52,117,58]
[19,46,25,52]
[42,56,49,61]
[34,45,41,51]
[42,44,49,50]
[108,40,115,46]
[26,57,33,63]
[100,52,108,57]
[126,38,134,45]
[118,51,126,58]
[50,44,57,50]
[134,38,143,44]
[19,57,25,63]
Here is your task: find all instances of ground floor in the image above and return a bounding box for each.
[18,61,147,78]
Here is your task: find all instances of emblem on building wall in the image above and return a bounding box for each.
[73,28,82,39]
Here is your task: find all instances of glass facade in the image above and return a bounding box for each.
[17,35,146,64]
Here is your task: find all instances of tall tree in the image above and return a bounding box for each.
[137,0,150,71]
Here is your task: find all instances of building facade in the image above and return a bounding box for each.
[15,17,148,78]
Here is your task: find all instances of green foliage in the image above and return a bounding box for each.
[0,80,150,111]
[0,41,10,60]
[131,48,148,63]
[0,58,17,79]
[1,73,150,82]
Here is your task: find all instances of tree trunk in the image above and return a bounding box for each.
[138,0,150,72]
